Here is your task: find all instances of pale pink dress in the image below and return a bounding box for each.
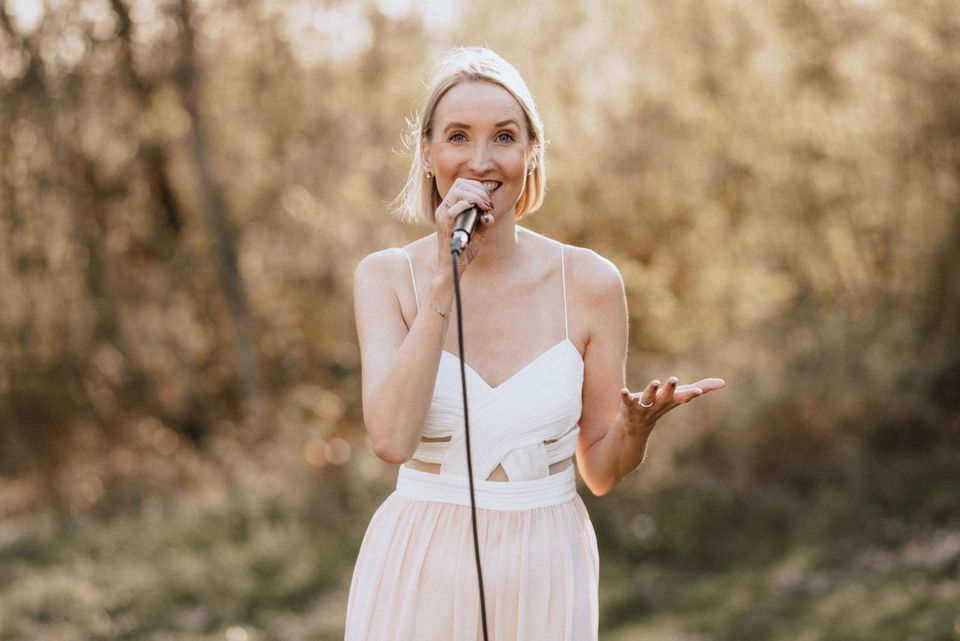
[344,244,599,641]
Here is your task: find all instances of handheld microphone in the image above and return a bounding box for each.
[450,206,481,254]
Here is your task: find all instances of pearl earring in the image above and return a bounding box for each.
[425,171,433,179]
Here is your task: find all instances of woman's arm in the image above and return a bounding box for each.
[570,249,637,495]
[354,248,454,463]
[571,249,724,495]
[356,179,494,463]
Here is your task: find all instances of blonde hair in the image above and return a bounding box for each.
[393,47,546,224]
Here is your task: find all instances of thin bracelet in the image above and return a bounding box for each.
[428,299,450,319]
[428,299,450,340]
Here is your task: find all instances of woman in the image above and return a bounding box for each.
[346,47,724,641]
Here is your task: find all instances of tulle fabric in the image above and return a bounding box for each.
[343,489,599,641]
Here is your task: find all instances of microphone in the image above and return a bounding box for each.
[450,206,481,254]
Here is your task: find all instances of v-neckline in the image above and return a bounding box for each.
[441,338,580,391]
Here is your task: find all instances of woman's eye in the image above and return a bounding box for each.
[448,132,467,142]
[496,132,515,142]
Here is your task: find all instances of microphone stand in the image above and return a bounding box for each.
[450,242,490,641]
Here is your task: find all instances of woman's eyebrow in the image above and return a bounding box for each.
[442,119,521,132]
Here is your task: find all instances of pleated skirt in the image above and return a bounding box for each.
[343,465,600,641]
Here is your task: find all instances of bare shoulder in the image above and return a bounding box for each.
[565,244,624,301]
[355,234,433,283]
[558,243,625,351]
[355,247,405,285]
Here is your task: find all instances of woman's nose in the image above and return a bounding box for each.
[466,142,495,172]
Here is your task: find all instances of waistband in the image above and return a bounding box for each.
[395,464,577,511]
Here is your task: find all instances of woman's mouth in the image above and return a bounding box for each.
[481,181,502,194]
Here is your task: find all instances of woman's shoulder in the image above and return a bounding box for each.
[355,235,435,279]
[518,228,623,305]
[559,241,624,299]
[519,227,622,293]
[355,247,404,279]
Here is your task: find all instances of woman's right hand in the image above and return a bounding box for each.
[434,177,496,274]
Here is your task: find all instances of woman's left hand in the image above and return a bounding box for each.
[619,376,726,433]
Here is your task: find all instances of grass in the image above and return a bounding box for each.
[0,507,358,641]
[589,447,960,641]
[0,447,957,640]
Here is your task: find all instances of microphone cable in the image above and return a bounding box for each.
[450,245,490,641]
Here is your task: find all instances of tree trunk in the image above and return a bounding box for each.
[174,0,273,438]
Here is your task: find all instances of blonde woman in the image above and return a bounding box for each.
[346,47,724,641]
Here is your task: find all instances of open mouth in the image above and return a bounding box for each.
[481,181,502,194]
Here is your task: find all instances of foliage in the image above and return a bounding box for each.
[0,448,957,640]
[1,0,959,637]
[0,507,357,641]
[591,447,960,640]
[1,0,958,503]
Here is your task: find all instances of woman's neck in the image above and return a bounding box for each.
[464,215,524,276]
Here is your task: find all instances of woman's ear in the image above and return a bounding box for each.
[421,140,432,176]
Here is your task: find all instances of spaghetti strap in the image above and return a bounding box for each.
[400,248,420,313]
[560,243,569,339]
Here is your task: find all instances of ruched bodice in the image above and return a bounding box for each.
[401,242,583,481]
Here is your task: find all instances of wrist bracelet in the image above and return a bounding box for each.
[429,300,450,319]
[429,299,450,341]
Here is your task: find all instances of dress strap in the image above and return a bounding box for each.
[400,248,420,313]
[560,243,569,339]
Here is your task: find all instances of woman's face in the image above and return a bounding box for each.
[423,80,532,220]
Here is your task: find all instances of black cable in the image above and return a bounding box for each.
[451,249,490,641]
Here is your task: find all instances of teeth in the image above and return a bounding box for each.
[482,181,501,193]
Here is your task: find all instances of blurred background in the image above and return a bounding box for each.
[1,0,959,639]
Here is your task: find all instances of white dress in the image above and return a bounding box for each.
[344,243,599,641]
